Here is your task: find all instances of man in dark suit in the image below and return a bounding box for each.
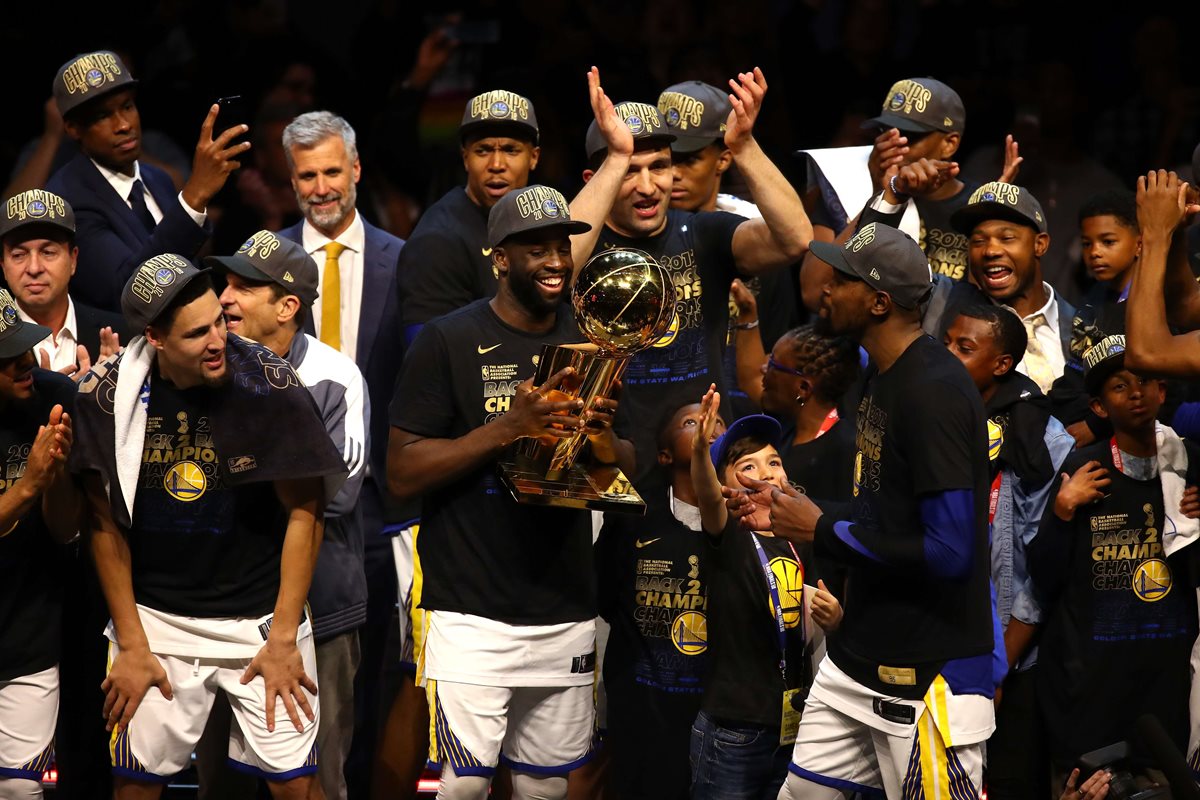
[277,110,405,800]
[44,50,249,312]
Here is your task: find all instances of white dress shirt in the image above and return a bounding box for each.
[90,159,207,227]
[303,211,366,363]
[1005,281,1066,385]
[19,298,79,371]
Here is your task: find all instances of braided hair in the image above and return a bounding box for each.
[779,324,861,405]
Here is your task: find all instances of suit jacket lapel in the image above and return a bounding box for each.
[356,222,391,371]
[79,157,147,244]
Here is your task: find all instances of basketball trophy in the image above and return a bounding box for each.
[498,248,675,514]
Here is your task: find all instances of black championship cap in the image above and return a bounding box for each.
[0,289,50,359]
[657,81,729,154]
[121,253,210,331]
[950,182,1048,235]
[709,414,783,472]
[53,51,138,118]
[460,90,539,144]
[488,185,591,248]
[863,77,964,135]
[1083,334,1128,395]
[0,190,75,241]
[810,222,933,309]
[585,101,676,162]
[205,230,319,307]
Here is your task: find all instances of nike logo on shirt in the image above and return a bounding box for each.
[477,344,502,354]
[635,538,661,549]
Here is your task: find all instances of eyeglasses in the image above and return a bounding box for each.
[766,355,804,377]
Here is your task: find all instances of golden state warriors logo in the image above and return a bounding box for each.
[987,419,1004,462]
[1132,559,1172,602]
[164,461,206,502]
[27,200,47,218]
[652,311,680,348]
[671,611,708,655]
[541,198,560,218]
[489,100,509,117]
[768,556,804,629]
[1,304,17,328]
[86,69,106,87]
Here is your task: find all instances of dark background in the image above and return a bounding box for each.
[5,0,1200,296]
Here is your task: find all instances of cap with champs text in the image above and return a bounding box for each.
[862,77,964,135]
[0,289,51,359]
[657,81,729,154]
[53,51,138,118]
[121,253,211,332]
[488,185,591,248]
[1083,334,1128,396]
[809,222,933,309]
[460,90,539,144]
[205,230,319,307]
[950,182,1047,235]
[585,101,676,161]
[0,190,75,241]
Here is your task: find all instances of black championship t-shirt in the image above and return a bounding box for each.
[821,336,993,698]
[0,370,75,680]
[592,210,743,477]
[596,484,709,695]
[703,521,809,728]
[781,415,857,506]
[914,184,976,282]
[397,187,494,331]
[1031,441,1200,765]
[390,299,595,625]
[129,373,286,617]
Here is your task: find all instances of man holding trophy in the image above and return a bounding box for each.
[386,179,640,799]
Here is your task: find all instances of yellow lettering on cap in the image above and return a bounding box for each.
[969,182,1022,207]
[5,190,67,223]
[237,230,282,261]
[130,254,189,305]
[884,79,933,115]
[470,90,531,122]
[514,187,568,221]
[615,102,662,134]
[61,52,122,97]
[847,222,877,253]
[657,92,704,130]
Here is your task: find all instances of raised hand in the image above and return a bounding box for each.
[692,384,722,455]
[1136,169,1200,241]
[890,158,959,198]
[998,134,1023,184]
[181,104,252,213]
[587,67,633,159]
[724,68,767,154]
[868,128,908,191]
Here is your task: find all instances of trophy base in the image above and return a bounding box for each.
[498,455,646,514]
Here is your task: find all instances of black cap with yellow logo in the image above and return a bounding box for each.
[0,289,50,359]
[460,90,539,145]
[1083,334,1128,396]
[0,190,75,242]
[53,51,138,118]
[205,230,319,307]
[585,101,676,162]
[487,185,591,248]
[863,77,964,135]
[950,182,1048,235]
[809,222,933,310]
[121,253,210,332]
[657,81,729,154]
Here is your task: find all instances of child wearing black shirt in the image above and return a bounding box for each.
[1031,334,1200,788]
[687,388,841,800]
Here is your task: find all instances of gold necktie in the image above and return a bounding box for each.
[1022,313,1056,394]
[321,242,346,351]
